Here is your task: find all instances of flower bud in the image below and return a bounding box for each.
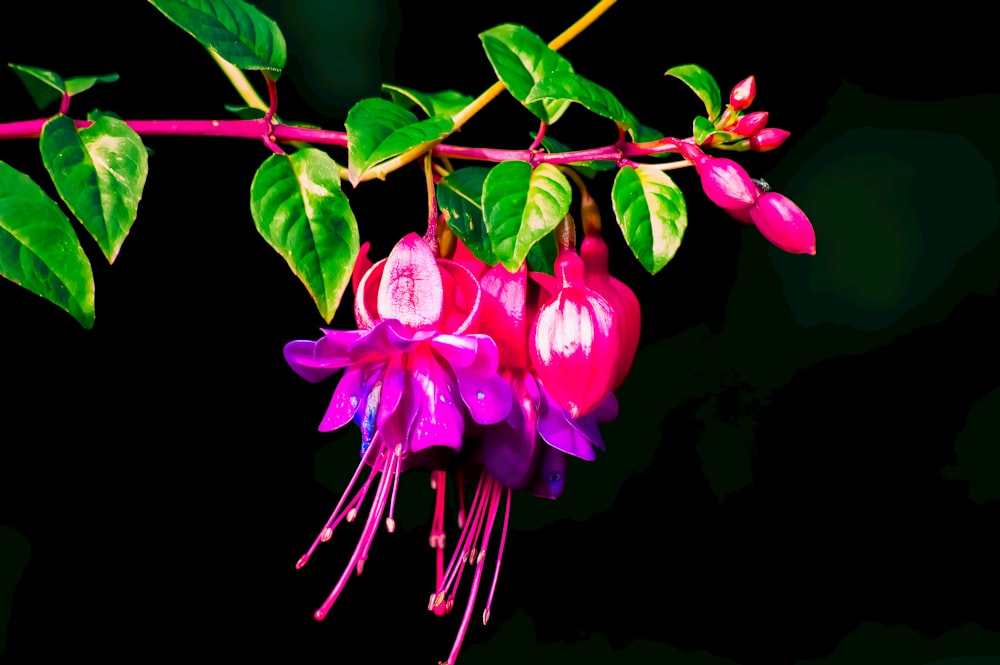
[530,248,618,419]
[749,128,791,152]
[729,75,756,111]
[748,192,816,255]
[734,111,768,137]
[679,141,759,211]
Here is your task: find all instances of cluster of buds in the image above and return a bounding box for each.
[679,140,816,255]
[284,214,639,664]
[705,75,791,152]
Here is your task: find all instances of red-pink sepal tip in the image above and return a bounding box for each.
[749,192,816,255]
[734,111,768,138]
[530,248,618,419]
[749,128,791,152]
[729,75,756,111]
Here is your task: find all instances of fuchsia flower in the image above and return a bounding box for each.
[285,232,512,620]
[679,141,816,255]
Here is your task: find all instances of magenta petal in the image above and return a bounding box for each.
[456,369,512,425]
[477,388,541,490]
[480,263,529,368]
[377,233,444,330]
[536,382,599,461]
[405,348,464,455]
[749,192,817,255]
[284,333,360,383]
[429,334,479,368]
[319,365,365,432]
[376,354,406,436]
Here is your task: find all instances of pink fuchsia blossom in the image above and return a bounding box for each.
[749,191,816,255]
[285,232,512,621]
[530,247,619,419]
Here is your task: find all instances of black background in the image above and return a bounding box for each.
[1,2,998,663]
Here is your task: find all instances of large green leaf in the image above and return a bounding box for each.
[345,97,453,185]
[436,167,498,265]
[479,24,574,124]
[665,64,722,122]
[149,0,286,76]
[250,149,359,322]
[381,84,473,119]
[9,64,120,110]
[526,71,639,137]
[40,113,149,263]
[482,161,571,272]
[611,166,687,274]
[0,161,95,328]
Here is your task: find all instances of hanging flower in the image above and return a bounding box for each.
[285,232,512,621]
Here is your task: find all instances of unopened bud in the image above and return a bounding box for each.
[749,192,816,255]
[729,75,756,111]
[734,111,768,137]
[749,128,791,152]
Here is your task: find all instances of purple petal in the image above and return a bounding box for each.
[455,369,512,425]
[536,382,599,461]
[318,365,365,432]
[404,348,464,455]
[527,446,568,500]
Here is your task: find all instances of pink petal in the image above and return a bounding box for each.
[749,192,817,255]
[377,233,444,330]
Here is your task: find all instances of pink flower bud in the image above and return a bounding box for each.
[530,248,618,418]
[749,128,791,152]
[749,192,816,255]
[734,111,768,137]
[697,157,759,210]
[729,75,756,111]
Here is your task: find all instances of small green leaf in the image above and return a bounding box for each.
[65,73,119,97]
[8,63,65,110]
[482,162,571,272]
[381,84,473,119]
[0,161,95,328]
[40,113,149,263]
[526,232,556,275]
[480,24,574,124]
[611,166,687,274]
[149,0,286,76]
[436,167,498,266]
[693,115,716,145]
[250,148,359,323]
[526,71,640,137]
[345,97,452,185]
[665,64,722,122]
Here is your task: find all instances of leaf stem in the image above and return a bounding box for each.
[209,49,268,112]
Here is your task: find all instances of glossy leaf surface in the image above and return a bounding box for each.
[480,23,574,124]
[612,165,687,274]
[381,84,473,119]
[250,149,359,323]
[526,71,639,136]
[149,0,286,75]
[482,161,571,272]
[40,113,149,263]
[437,166,498,265]
[345,97,452,185]
[0,161,95,328]
[665,64,722,121]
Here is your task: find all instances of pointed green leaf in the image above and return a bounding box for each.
[0,161,95,328]
[436,167,498,265]
[611,166,687,274]
[693,115,715,145]
[40,113,149,263]
[65,73,120,97]
[8,63,65,110]
[480,24,574,124]
[149,0,286,76]
[526,71,640,137]
[482,162,571,272]
[526,232,556,275]
[381,84,474,119]
[665,64,722,122]
[345,97,452,185]
[250,148,358,323]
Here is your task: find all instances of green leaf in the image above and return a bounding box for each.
[40,113,149,263]
[0,161,95,328]
[482,162,571,272]
[526,71,640,137]
[250,148,359,323]
[436,167,498,265]
[693,115,715,145]
[65,73,119,97]
[526,232,556,275]
[665,64,722,122]
[611,166,687,275]
[345,97,452,185]
[381,84,473,119]
[480,24,574,124]
[8,63,65,110]
[149,0,286,76]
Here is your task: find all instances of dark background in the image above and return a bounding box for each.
[1,2,998,663]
